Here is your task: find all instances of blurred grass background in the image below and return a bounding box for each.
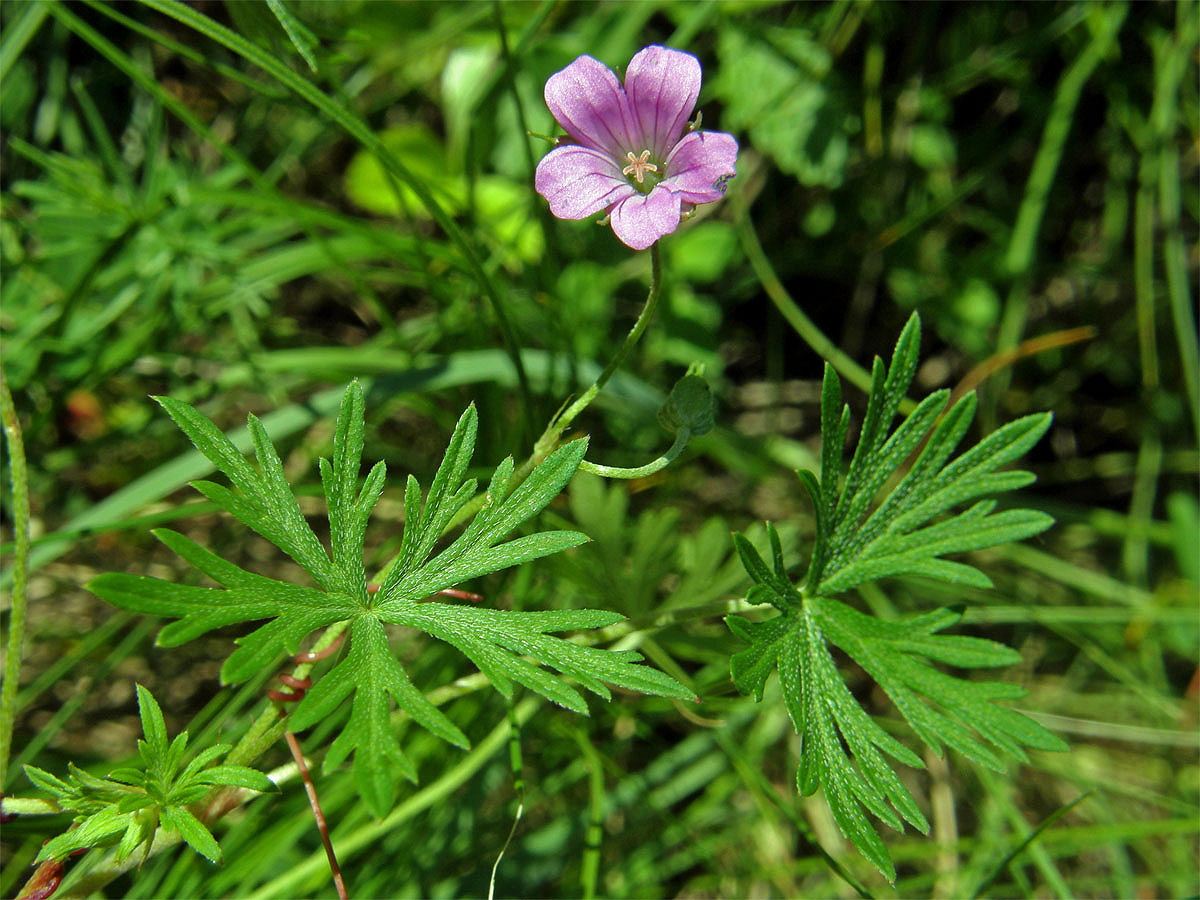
[1,1,1197,897]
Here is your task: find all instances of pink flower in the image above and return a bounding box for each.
[534,45,738,251]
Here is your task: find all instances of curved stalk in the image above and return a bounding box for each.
[533,242,663,460]
[438,242,664,538]
[578,428,690,480]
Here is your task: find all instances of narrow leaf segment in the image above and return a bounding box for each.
[89,383,693,817]
[726,314,1066,881]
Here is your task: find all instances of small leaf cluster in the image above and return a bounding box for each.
[89,383,692,817]
[726,314,1068,881]
[24,686,275,865]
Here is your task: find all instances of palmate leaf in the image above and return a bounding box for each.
[726,314,1066,881]
[89,383,692,817]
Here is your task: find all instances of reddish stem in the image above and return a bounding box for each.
[284,731,348,900]
[368,583,483,603]
[296,633,346,663]
[435,588,484,603]
[267,675,312,704]
[17,858,63,900]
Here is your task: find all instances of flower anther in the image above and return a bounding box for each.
[534,45,738,250]
[622,150,659,185]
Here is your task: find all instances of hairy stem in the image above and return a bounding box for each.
[0,371,31,791]
[577,428,690,479]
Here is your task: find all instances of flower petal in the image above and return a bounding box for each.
[609,187,683,250]
[624,45,701,161]
[544,55,636,158]
[535,144,636,220]
[663,130,739,204]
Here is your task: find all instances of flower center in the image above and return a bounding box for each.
[622,150,659,186]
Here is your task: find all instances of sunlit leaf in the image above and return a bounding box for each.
[89,382,693,816]
[727,313,1065,881]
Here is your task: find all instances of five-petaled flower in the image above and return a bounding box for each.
[534,45,738,251]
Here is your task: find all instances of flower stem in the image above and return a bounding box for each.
[284,731,347,900]
[532,242,662,462]
[0,371,31,791]
[248,696,540,900]
[437,242,664,537]
[577,428,690,480]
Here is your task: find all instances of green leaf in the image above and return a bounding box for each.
[189,765,278,793]
[264,0,319,73]
[725,614,793,702]
[90,386,691,818]
[65,763,128,801]
[806,316,1053,597]
[36,807,129,862]
[174,744,232,784]
[23,764,74,800]
[161,804,221,863]
[796,469,827,590]
[386,404,479,588]
[386,605,695,714]
[115,811,155,864]
[88,531,354,684]
[289,615,467,815]
[725,314,1064,880]
[135,684,169,767]
[819,362,849,519]
[27,685,276,865]
[322,380,381,597]
[154,395,337,589]
[732,532,797,611]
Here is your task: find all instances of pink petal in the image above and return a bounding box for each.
[544,55,636,158]
[609,187,683,250]
[535,144,636,220]
[663,130,739,204]
[624,46,701,161]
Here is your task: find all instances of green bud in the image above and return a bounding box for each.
[658,372,714,437]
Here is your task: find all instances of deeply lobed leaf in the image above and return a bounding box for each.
[88,384,693,818]
[726,313,1064,880]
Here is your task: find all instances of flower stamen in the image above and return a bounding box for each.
[622,150,659,184]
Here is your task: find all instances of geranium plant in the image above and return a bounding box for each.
[0,12,1091,898]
